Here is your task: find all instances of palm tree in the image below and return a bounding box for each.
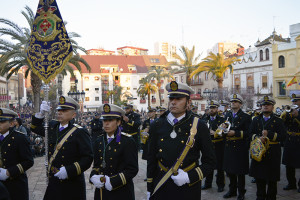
[190,52,239,98]
[137,77,157,108]
[170,45,202,86]
[0,6,91,112]
[147,66,174,106]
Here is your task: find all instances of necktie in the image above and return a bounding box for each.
[210,117,215,121]
[233,113,236,118]
[108,138,113,143]
[59,127,65,132]
[264,117,269,121]
[0,134,4,141]
[173,118,178,125]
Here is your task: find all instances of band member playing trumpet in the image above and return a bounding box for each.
[202,100,225,192]
[249,96,286,200]
[223,94,252,200]
[90,104,138,200]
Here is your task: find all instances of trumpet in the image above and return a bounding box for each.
[214,117,231,138]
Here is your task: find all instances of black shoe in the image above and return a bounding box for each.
[237,194,245,200]
[283,184,297,190]
[201,185,212,190]
[218,187,224,192]
[223,191,237,198]
[251,178,256,183]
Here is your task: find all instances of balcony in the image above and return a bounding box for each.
[102,101,109,104]
[140,99,146,104]
[129,70,137,73]
[151,99,156,103]
[190,80,203,86]
[190,94,203,100]
[100,69,109,73]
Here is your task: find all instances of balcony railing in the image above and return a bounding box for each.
[140,99,146,104]
[190,80,203,86]
[151,99,156,103]
[101,69,109,73]
[190,94,203,100]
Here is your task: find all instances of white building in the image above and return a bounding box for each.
[232,30,289,108]
[154,42,177,62]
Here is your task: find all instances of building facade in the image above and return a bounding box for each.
[154,42,177,62]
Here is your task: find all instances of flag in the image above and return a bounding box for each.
[27,0,73,84]
[287,76,297,87]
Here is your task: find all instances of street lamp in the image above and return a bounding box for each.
[67,79,86,122]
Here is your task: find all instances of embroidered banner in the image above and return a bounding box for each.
[27,0,73,84]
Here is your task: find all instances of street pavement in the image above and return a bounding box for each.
[27,152,300,200]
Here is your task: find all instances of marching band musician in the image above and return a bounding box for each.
[147,81,216,200]
[223,94,251,200]
[249,96,286,200]
[219,100,230,117]
[281,93,300,193]
[31,96,93,200]
[0,108,34,200]
[89,104,138,200]
[202,100,225,192]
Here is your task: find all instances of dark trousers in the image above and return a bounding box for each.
[227,173,246,195]
[286,165,300,187]
[204,169,225,188]
[256,178,277,200]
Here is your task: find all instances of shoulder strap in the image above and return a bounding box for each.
[47,125,78,173]
[152,117,199,196]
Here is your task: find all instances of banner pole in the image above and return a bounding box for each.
[44,84,50,184]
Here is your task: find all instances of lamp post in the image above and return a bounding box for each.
[67,79,85,122]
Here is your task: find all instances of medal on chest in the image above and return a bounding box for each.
[170,129,177,139]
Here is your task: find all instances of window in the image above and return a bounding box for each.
[260,50,263,61]
[198,89,201,94]
[205,73,208,80]
[265,49,269,60]
[95,88,99,93]
[180,76,184,83]
[175,77,178,82]
[85,97,90,101]
[279,56,285,68]
[247,75,254,88]
[85,88,89,91]
[278,82,286,96]
[262,76,268,88]
[223,70,228,79]
[84,77,89,81]
[95,97,99,101]
[95,76,100,81]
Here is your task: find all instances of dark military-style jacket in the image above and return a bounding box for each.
[281,111,300,168]
[141,118,156,160]
[31,116,93,200]
[0,129,34,200]
[90,131,138,200]
[204,115,225,170]
[223,109,252,175]
[249,113,286,181]
[147,111,216,200]
[122,111,141,136]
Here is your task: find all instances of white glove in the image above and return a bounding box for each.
[90,175,105,188]
[104,175,113,191]
[171,169,190,186]
[35,101,50,118]
[147,191,151,200]
[0,168,9,181]
[54,167,68,180]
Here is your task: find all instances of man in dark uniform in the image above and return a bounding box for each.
[249,96,286,200]
[156,107,167,118]
[30,96,93,200]
[89,113,104,144]
[141,107,157,161]
[90,104,138,200]
[202,100,225,192]
[147,81,216,200]
[0,108,34,200]
[122,104,141,148]
[281,93,300,193]
[223,94,252,200]
[219,100,230,117]
[0,181,9,200]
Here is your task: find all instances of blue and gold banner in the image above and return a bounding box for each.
[27,0,73,84]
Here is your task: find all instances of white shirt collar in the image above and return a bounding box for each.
[167,112,186,125]
[107,134,115,139]
[59,124,69,129]
[1,131,10,138]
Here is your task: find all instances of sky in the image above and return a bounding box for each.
[0,0,300,57]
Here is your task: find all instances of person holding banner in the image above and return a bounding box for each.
[89,104,138,200]
[30,96,93,200]
[147,81,216,200]
[0,108,34,200]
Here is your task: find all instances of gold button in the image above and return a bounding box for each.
[186,133,188,135]
[159,149,162,152]
[161,139,164,141]
[100,165,103,167]
[100,157,103,160]
[118,142,121,145]
[110,165,112,168]
[160,169,163,171]
[61,165,63,167]
[8,144,10,146]
[4,152,6,154]
[160,159,163,162]
[100,142,102,145]
[49,152,52,155]
[50,144,52,146]
[12,137,14,139]
[110,173,113,175]
[66,140,68,142]
[114,149,117,152]
[181,140,184,144]
[62,147,65,150]
[99,150,102,152]
[62,156,64,158]
[110,158,112,160]
[3,159,6,161]
[180,164,183,167]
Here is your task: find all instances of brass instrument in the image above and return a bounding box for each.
[214,117,231,138]
[140,125,149,144]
